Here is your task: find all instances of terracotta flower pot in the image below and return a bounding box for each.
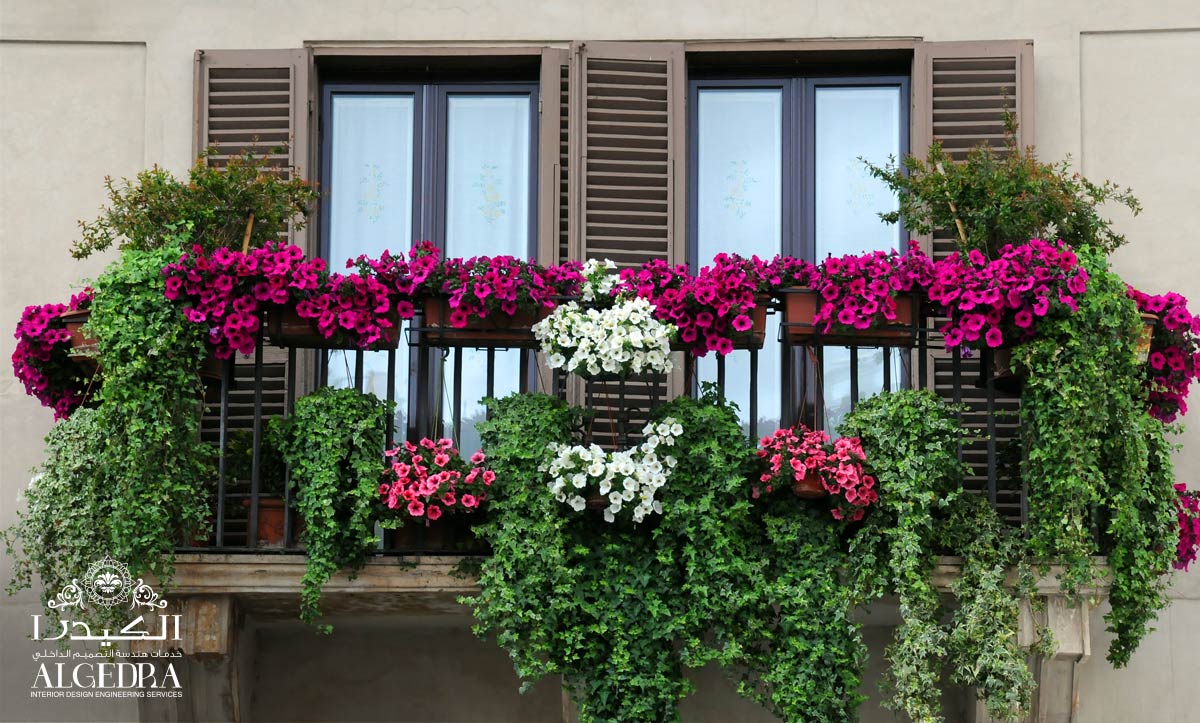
[792,469,827,499]
[985,346,1026,394]
[779,287,917,347]
[669,298,769,354]
[242,497,288,547]
[264,305,401,350]
[420,297,546,349]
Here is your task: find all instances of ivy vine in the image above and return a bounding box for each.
[271,386,390,630]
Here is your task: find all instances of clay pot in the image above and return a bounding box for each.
[420,297,546,349]
[780,287,916,347]
[264,305,401,350]
[792,469,828,499]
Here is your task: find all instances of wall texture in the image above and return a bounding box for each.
[2,2,1199,721]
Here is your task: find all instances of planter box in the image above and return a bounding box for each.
[419,297,546,349]
[1136,312,1159,364]
[779,287,918,347]
[669,299,769,354]
[265,306,401,350]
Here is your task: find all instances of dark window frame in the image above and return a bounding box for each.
[317,78,540,441]
[686,72,911,430]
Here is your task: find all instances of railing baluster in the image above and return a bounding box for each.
[487,348,496,401]
[716,355,726,398]
[215,356,231,548]
[882,347,892,393]
[354,350,364,393]
[385,347,396,446]
[452,347,463,445]
[249,323,264,550]
[284,347,296,549]
[849,346,859,410]
[952,347,963,462]
[984,345,998,509]
[748,347,759,441]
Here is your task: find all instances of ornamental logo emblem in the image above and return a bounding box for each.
[46,555,167,612]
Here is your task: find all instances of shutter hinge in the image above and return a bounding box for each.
[538,97,543,115]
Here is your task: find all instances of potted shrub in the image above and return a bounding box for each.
[754,425,877,520]
[775,243,932,347]
[865,116,1140,260]
[379,437,492,551]
[419,250,583,348]
[270,386,389,630]
[615,254,774,356]
[72,147,318,260]
[1126,286,1200,423]
[12,289,97,419]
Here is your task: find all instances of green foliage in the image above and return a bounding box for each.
[1016,247,1176,664]
[866,117,1140,258]
[1102,415,1177,666]
[72,149,318,259]
[839,390,967,723]
[466,390,762,723]
[88,237,215,585]
[939,496,1035,722]
[270,387,389,630]
[732,500,866,723]
[2,409,129,637]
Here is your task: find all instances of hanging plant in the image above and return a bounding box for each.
[615,254,775,356]
[1126,286,1200,423]
[755,425,877,520]
[927,238,1087,354]
[778,243,932,346]
[533,296,675,379]
[270,387,390,631]
[1176,484,1200,571]
[378,437,493,522]
[11,288,96,419]
[542,418,681,523]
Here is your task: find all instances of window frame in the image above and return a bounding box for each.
[685,72,911,430]
[316,78,541,442]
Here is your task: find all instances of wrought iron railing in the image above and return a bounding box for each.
[182,304,1022,554]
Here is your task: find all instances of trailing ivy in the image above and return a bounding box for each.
[1015,247,1176,665]
[938,495,1035,722]
[839,390,967,723]
[467,390,761,723]
[732,499,866,722]
[271,387,389,630]
[3,409,127,636]
[88,237,215,585]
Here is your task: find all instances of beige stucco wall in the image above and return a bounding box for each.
[2,2,1199,721]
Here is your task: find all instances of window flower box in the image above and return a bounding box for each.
[779,286,919,347]
[421,296,547,348]
[264,305,401,350]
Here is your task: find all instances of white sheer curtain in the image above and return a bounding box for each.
[326,94,416,437]
[696,88,784,435]
[813,86,904,432]
[442,94,532,454]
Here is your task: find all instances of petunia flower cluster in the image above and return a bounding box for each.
[543,418,681,523]
[163,242,327,357]
[926,239,1088,353]
[579,258,620,305]
[756,425,878,521]
[379,437,493,522]
[534,296,674,378]
[806,241,934,335]
[11,289,94,419]
[432,254,584,327]
[1127,286,1200,423]
[615,253,775,356]
[1175,484,1200,572]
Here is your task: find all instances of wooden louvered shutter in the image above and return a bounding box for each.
[913,40,1034,522]
[566,41,687,441]
[569,41,686,268]
[538,48,571,267]
[193,48,315,251]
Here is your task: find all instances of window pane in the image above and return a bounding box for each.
[443,94,532,453]
[696,88,783,434]
[814,86,903,431]
[327,94,416,437]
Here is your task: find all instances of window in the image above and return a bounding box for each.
[689,74,908,435]
[320,81,538,449]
